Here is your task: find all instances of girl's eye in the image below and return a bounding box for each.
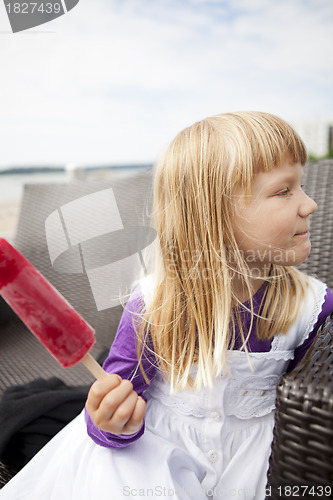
[275,188,291,196]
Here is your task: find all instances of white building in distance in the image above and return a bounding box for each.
[291,120,333,158]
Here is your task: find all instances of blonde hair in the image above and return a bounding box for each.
[137,111,310,391]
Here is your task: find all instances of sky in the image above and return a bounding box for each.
[0,0,333,167]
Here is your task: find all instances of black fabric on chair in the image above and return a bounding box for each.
[0,378,88,469]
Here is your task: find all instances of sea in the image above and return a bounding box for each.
[0,165,153,204]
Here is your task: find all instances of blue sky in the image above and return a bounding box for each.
[0,0,332,166]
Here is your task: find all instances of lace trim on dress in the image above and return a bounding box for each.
[270,278,327,352]
[229,350,294,361]
[147,374,282,420]
[148,391,208,418]
[297,281,327,347]
[224,374,281,419]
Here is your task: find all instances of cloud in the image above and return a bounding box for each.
[0,0,332,165]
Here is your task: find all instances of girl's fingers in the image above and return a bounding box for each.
[122,396,147,435]
[110,390,140,430]
[98,379,134,421]
[86,373,122,412]
[86,376,146,435]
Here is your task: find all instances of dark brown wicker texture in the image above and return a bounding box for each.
[297,160,333,288]
[266,316,333,497]
[0,462,19,490]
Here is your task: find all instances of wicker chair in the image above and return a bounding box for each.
[266,316,333,495]
[0,160,332,490]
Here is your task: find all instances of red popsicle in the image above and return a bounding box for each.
[0,238,105,379]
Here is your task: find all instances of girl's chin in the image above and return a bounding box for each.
[286,248,311,267]
[268,248,311,267]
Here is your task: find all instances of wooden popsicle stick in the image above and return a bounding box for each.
[80,352,106,380]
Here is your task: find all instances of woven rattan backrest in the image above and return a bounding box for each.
[298,159,333,289]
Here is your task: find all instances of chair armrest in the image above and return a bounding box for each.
[266,314,333,491]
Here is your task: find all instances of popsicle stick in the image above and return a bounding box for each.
[80,352,106,380]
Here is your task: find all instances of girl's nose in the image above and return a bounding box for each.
[299,192,317,218]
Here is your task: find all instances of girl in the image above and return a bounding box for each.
[1,112,333,500]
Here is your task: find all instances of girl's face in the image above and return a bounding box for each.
[232,161,317,275]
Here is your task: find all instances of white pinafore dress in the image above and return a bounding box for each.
[0,277,326,500]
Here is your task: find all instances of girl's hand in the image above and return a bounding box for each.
[85,374,146,436]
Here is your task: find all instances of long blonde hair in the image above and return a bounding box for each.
[137,111,310,391]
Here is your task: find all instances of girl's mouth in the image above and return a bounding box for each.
[295,230,309,237]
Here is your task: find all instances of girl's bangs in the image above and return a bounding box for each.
[247,113,308,173]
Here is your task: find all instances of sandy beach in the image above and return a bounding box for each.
[0,201,21,243]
